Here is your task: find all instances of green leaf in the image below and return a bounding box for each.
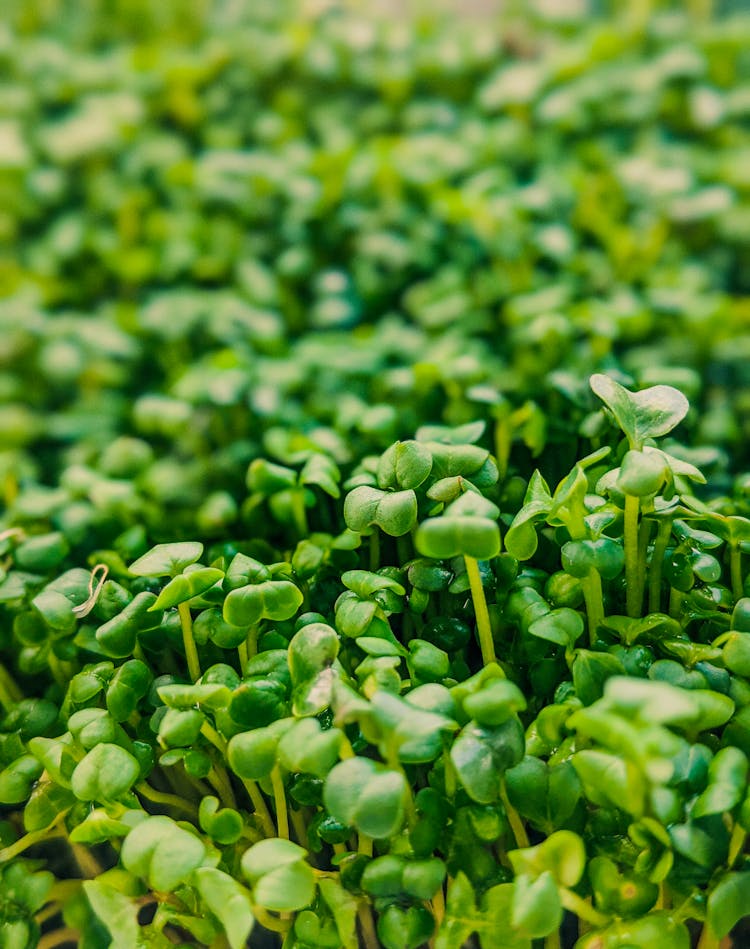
[318,877,358,949]
[128,542,204,577]
[707,872,750,939]
[377,440,433,490]
[451,718,525,803]
[192,867,254,949]
[344,485,418,537]
[83,880,140,949]
[590,374,689,450]
[435,873,479,949]
[508,831,586,888]
[288,621,339,716]
[223,579,303,626]
[511,872,562,938]
[324,757,407,839]
[416,516,501,561]
[121,815,206,892]
[71,743,140,801]
[150,567,224,609]
[241,838,316,912]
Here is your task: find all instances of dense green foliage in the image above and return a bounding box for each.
[1,1,750,947]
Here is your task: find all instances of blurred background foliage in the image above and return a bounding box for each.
[0,0,749,543]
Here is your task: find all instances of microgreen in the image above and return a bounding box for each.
[1,1,750,946]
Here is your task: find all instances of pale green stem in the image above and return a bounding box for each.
[545,929,562,949]
[669,587,684,619]
[648,518,673,614]
[291,489,308,538]
[289,806,308,847]
[357,901,379,949]
[178,601,201,682]
[241,778,276,838]
[271,765,289,840]
[624,493,642,617]
[136,781,199,820]
[730,545,744,602]
[369,531,380,572]
[560,889,610,928]
[358,833,373,856]
[38,928,79,949]
[500,780,529,848]
[464,555,496,665]
[237,640,248,671]
[245,624,259,661]
[207,765,238,811]
[697,924,721,949]
[580,569,604,645]
[253,907,292,934]
[0,820,65,863]
[495,417,510,483]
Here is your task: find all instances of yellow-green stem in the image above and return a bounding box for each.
[729,821,746,867]
[38,927,79,949]
[624,493,642,617]
[358,833,373,856]
[432,883,445,930]
[289,806,308,846]
[495,417,511,483]
[178,601,201,682]
[237,640,248,671]
[136,781,199,820]
[241,778,276,838]
[357,901,379,949]
[697,924,721,949]
[0,820,65,863]
[271,765,289,840]
[464,555,496,665]
[730,545,744,602]
[500,781,529,848]
[253,907,292,934]
[207,765,238,810]
[545,928,562,949]
[580,569,604,645]
[560,889,610,928]
[648,518,673,613]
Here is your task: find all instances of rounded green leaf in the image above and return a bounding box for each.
[150,567,224,610]
[129,542,204,577]
[416,517,500,561]
[71,743,140,801]
[223,580,303,627]
[590,374,689,450]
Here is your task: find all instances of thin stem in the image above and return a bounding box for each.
[545,929,562,949]
[730,545,744,602]
[271,765,289,840]
[289,806,308,847]
[207,765,238,810]
[70,842,102,880]
[357,901,379,949]
[560,889,610,929]
[728,821,746,868]
[38,928,79,949]
[241,778,276,838]
[369,531,380,572]
[178,601,201,682]
[245,624,259,661]
[253,907,292,934]
[500,781,529,849]
[669,587,684,619]
[136,782,199,820]
[636,516,651,608]
[358,833,373,857]
[495,417,510,483]
[697,924,721,949]
[624,493,642,617]
[464,555,496,665]
[431,883,445,930]
[648,518,673,613]
[237,640,248,671]
[580,569,604,645]
[0,662,23,711]
[0,821,65,862]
